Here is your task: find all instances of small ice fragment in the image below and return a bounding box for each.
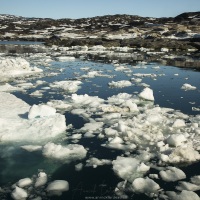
[132,177,160,194]
[17,178,32,188]
[159,167,186,182]
[35,172,48,188]
[46,180,69,196]
[11,186,28,200]
[138,88,154,101]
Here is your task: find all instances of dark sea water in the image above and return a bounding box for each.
[0,59,200,199]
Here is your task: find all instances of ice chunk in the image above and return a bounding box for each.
[0,83,22,92]
[56,56,75,61]
[168,145,200,164]
[172,119,186,128]
[0,92,66,142]
[42,143,87,162]
[191,176,200,185]
[46,180,69,196]
[176,181,200,191]
[166,190,200,200]
[132,177,160,194]
[35,172,47,188]
[159,167,186,182]
[17,178,32,188]
[28,104,56,119]
[166,134,187,147]
[108,80,132,88]
[181,83,197,90]
[112,157,150,182]
[50,80,82,93]
[11,186,28,200]
[75,163,83,171]
[138,88,154,101]
[0,57,42,81]
[80,122,104,133]
[124,100,138,112]
[109,136,124,144]
[86,157,112,168]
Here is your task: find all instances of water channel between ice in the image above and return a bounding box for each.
[0,55,200,199]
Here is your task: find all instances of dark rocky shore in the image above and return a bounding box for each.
[0,12,200,68]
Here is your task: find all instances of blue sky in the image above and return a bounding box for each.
[0,0,199,19]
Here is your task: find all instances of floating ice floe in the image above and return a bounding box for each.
[28,104,56,119]
[35,172,48,188]
[159,167,186,182]
[138,87,154,101]
[17,178,33,188]
[0,92,66,142]
[108,80,132,88]
[42,143,87,162]
[56,56,75,62]
[166,190,200,200]
[11,186,28,200]
[46,180,69,196]
[176,181,200,191]
[0,83,22,92]
[112,157,150,182]
[181,83,197,90]
[21,145,42,152]
[132,177,160,194]
[86,157,112,168]
[50,80,82,93]
[0,57,42,81]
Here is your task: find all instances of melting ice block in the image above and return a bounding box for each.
[132,177,160,194]
[0,57,42,81]
[112,157,150,182]
[46,180,69,196]
[35,172,48,188]
[28,104,56,119]
[159,167,186,182]
[138,88,154,101]
[181,83,197,90]
[11,186,28,200]
[166,190,200,200]
[17,178,32,188]
[42,143,87,162]
[0,92,66,142]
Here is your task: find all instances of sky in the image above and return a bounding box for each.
[0,0,200,19]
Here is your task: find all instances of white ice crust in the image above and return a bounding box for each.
[0,92,66,142]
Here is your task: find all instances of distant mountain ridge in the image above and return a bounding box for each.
[0,11,199,22]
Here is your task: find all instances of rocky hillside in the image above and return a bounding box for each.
[0,12,200,54]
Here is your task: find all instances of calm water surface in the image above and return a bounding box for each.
[0,59,200,199]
